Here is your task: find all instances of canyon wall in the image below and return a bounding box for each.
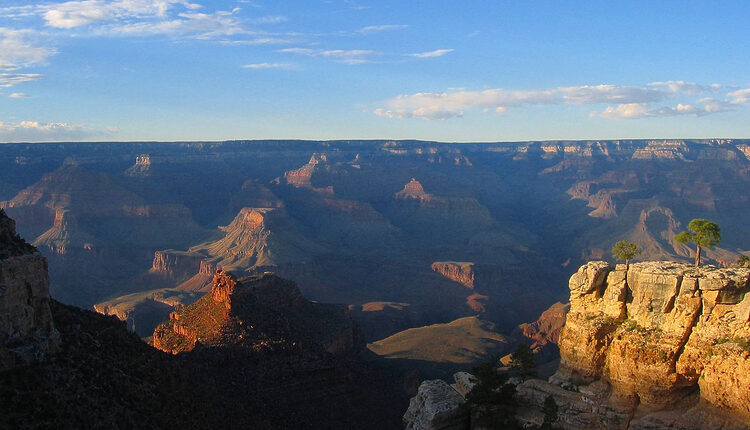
[0,209,59,371]
[533,260,750,428]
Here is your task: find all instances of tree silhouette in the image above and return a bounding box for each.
[464,362,519,429]
[509,343,536,379]
[612,241,638,270]
[675,219,721,267]
[542,395,559,429]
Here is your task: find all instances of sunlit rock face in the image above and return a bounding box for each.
[0,210,59,371]
[555,261,750,424]
[153,270,358,356]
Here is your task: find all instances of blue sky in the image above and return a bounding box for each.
[1,0,749,142]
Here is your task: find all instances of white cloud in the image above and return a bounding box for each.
[280,48,381,64]
[0,73,43,87]
[242,62,294,69]
[0,120,89,142]
[20,1,243,39]
[599,103,653,119]
[374,85,670,119]
[374,107,463,120]
[406,49,454,58]
[647,80,720,95]
[9,92,31,98]
[599,99,736,119]
[41,0,201,29]
[375,82,750,120]
[98,10,245,38]
[358,24,408,35]
[728,88,750,104]
[0,28,56,69]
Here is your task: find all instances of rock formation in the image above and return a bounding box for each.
[283,152,334,194]
[403,378,469,430]
[153,270,359,356]
[547,261,750,428]
[431,261,475,289]
[124,154,152,177]
[150,249,204,279]
[405,261,750,429]
[396,178,432,201]
[0,209,59,371]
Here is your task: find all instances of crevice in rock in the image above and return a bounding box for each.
[670,287,702,374]
[662,275,682,314]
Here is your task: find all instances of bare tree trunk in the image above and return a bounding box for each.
[695,245,702,267]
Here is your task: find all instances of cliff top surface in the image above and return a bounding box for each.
[0,209,36,259]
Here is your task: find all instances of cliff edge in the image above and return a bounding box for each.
[0,209,59,371]
[550,260,750,428]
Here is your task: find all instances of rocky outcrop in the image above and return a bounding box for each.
[552,260,750,427]
[153,270,358,356]
[431,262,475,289]
[396,178,432,201]
[124,154,152,177]
[0,209,59,371]
[150,250,204,279]
[403,378,469,430]
[195,207,323,270]
[283,153,334,194]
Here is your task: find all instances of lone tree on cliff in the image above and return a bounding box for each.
[612,240,638,270]
[675,219,721,267]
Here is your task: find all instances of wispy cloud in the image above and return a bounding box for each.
[375,83,750,120]
[0,73,43,88]
[9,92,32,98]
[358,24,408,35]
[597,100,736,119]
[242,62,294,70]
[648,80,722,95]
[3,1,247,40]
[40,0,202,29]
[406,48,453,58]
[280,48,381,64]
[728,88,750,104]
[0,28,56,69]
[249,15,287,25]
[220,37,298,46]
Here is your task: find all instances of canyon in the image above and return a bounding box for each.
[1,138,749,428]
[0,211,406,428]
[3,139,747,344]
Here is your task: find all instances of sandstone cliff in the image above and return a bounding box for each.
[550,261,750,428]
[405,261,749,429]
[0,209,59,371]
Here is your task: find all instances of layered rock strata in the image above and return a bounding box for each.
[553,260,750,426]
